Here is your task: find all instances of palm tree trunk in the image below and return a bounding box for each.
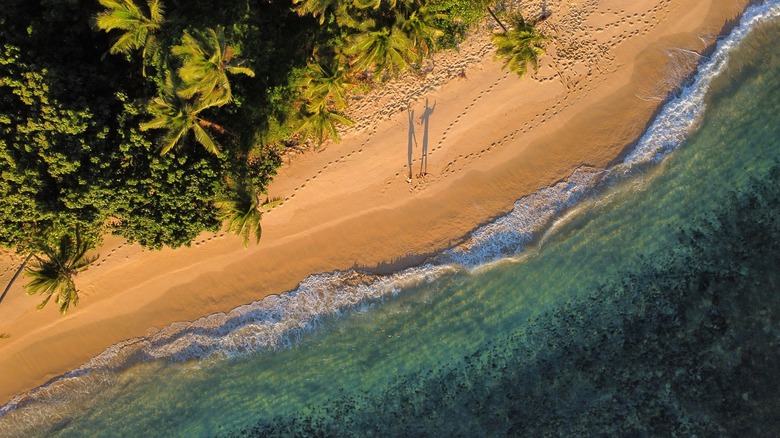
[0,253,33,306]
[486,7,508,32]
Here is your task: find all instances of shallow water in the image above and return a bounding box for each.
[2,2,780,436]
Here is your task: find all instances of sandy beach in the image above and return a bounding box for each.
[0,0,750,406]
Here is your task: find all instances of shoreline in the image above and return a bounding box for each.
[0,0,751,407]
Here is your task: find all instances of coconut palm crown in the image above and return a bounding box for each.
[300,62,354,110]
[346,21,413,79]
[292,0,341,25]
[172,26,255,107]
[492,14,548,78]
[214,180,263,247]
[25,230,97,315]
[140,76,224,155]
[353,0,408,10]
[95,0,165,75]
[297,102,354,147]
[397,3,446,64]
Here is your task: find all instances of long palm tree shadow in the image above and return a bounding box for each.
[420,98,436,176]
[407,108,417,180]
[0,253,32,306]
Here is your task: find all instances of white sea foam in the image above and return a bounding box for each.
[438,167,606,267]
[622,1,780,168]
[2,0,779,426]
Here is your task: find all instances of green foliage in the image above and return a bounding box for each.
[292,0,343,25]
[492,14,548,77]
[297,102,354,146]
[430,0,487,24]
[429,0,486,47]
[172,26,255,106]
[140,76,223,155]
[0,35,113,252]
[25,227,98,314]
[214,179,263,247]
[398,3,446,64]
[346,21,413,79]
[109,96,223,249]
[354,0,408,11]
[293,0,458,80]
[95,0,165,76]
[0,0,480,266]
[299,62,354,110]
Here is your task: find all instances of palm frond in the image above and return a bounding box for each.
[172,27,253,107]
[492,14,548,78]
[24,229,96,314]
[159,125,189,154]
[225,66,256,77]
[215,181,262,247]
[301,63,353,110]
[148,0,165,23]
[96,14,142,32]
[292,0,340,24]
[192,122,221,155]
[95,0,164,61]
[298,104,354,146]
[347,24,412,79]
[108,30,144,55]
[56,284,79,315]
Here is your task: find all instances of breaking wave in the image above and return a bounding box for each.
[2,0,779,425]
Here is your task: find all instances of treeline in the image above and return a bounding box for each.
[229,162,780,436]
[0,0,546,312]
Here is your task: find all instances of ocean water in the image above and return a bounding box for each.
[2,2,780,435]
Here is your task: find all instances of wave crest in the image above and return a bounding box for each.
[2,0,779,424]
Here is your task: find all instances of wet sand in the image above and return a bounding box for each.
[0,0,750,406]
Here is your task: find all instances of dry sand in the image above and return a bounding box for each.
[0,0,751,406]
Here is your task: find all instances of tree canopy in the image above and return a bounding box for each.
[0,0,516,310]
[25,227,97,314]
[95,0,165,76]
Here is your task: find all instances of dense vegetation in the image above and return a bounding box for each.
[2,0,550,310]
[230,159,780,436]
[0,0,475,253]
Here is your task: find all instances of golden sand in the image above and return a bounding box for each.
[0,0,750,405]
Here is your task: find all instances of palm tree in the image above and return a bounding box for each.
[397,3,445,65]
[294,0,359,28]
[24,230,97,315]
[140,77,224,155]
[300,62,353,110]
[297,102,354,147]
[95,0,165,75]
[214,180,263,247]
[492,14,548,78]
[346,21,413,79]
[172,27,255,107]
[292,0,341,25]
[0,253,33,306]
[353,0,405,10]
[485,5,508,32]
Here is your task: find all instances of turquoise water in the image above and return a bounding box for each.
[2,3,780,436]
